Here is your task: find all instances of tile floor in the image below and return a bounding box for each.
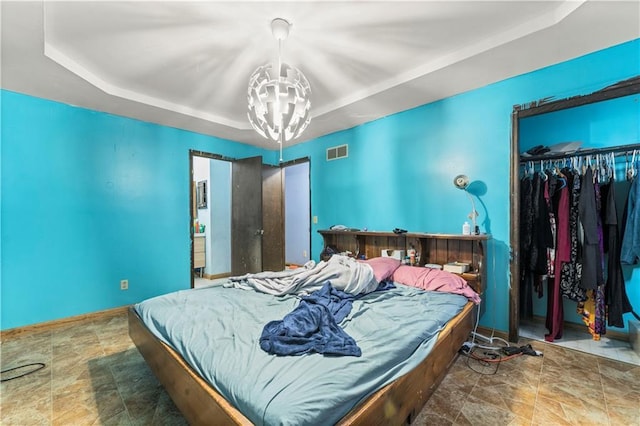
[519,320,640,366]
[1,311,639,425]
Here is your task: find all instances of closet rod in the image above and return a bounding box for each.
[519,142,640,163]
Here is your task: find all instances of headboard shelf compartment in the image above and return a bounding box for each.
[318,230,490,294]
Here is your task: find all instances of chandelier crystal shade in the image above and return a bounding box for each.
[247,18,311,156]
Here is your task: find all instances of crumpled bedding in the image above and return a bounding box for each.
[226,254,378,296]
[134,283,469,426]
[260,282,361,356]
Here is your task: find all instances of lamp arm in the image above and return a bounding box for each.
[465,190,478,233]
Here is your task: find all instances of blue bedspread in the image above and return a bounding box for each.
[260,282,360,356]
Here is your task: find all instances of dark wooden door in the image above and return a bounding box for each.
[262,165,284,272]
[231,156,263,275]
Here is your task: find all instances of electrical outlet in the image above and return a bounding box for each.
[120,279,128,290]
[313,216,318,224]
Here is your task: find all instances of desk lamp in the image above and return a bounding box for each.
[453,174,479,235]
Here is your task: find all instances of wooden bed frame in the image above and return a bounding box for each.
[128,299,475,425]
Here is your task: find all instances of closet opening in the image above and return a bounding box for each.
[509,77,640,361]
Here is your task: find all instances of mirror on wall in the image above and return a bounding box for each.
[197,180,207,209]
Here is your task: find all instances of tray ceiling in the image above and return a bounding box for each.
[2,1,639,148]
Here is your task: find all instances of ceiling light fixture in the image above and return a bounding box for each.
[247,18,311,162]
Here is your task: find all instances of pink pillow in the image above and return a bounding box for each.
[391,265,430,286]
[361,257,401,283]
[391,265,480,304]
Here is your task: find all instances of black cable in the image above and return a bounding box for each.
[1,363,46,382]
[460,347,501,375]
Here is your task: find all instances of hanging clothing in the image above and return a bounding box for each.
[531,173,554,300]
[559,169,586,302]
[544,174,558,280]
[621,177,639,264]
[594,180,606,337]
[530,173,553,275]
[578,289,605,340]
[578,166,605,290]
[545,181,569,342]
[575,168,607,340]
[534,173,554,274]
[520,171,555,320]
[601,179,633,327]
[519,175,535,319]
[520,151,639,343]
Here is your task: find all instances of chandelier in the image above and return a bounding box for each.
[247,18,311,161]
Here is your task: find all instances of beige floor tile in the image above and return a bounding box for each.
[455,393,531,425]
[3,311,640,425]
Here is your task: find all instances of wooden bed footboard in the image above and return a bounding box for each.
[338,301,474,425]
[128,302,474,425]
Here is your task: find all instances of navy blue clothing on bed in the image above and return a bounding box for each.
[259,282,361,357]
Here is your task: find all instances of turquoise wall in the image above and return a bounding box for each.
[1,91,266,329]
[283,38,640,332]
[520,94,639,151]
[2,39,638,332]
[519,94,640,332]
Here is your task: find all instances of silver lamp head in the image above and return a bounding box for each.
[453,174,470,190]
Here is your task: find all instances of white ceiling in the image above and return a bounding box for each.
[2,1,639,149]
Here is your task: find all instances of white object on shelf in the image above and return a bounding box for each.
[443,262,469,273]
[381,249,405,260]
[462,221,471,235]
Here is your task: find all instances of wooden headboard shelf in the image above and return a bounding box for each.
[318,230,490,294]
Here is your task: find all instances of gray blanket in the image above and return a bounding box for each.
[225,255,378,295]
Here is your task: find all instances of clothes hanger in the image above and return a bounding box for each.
[625,151,630,180]
[596,154,605,183]
[598,152,610,183]
[628,150,637,181]
[539,160,548,181]
[610,152,616,181]
[554,160,565,178]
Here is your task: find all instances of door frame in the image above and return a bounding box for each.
[508,76,640,342]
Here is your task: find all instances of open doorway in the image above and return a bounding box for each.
[283,160,311,268]
[189,151,311,287]
[191,153,232,288]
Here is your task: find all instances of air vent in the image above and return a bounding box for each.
[326,144,348,161]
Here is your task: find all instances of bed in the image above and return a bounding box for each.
[129,255,479,425]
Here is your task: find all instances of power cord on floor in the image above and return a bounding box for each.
[1,363,46,382]
[464,295,511,352]
[459,343,542,375]
[459,242,544,374]
[465,239,511,352]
